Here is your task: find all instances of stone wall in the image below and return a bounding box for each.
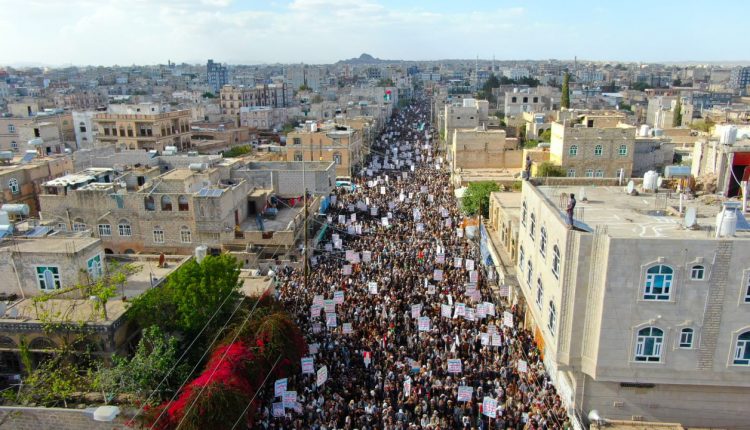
[0,406,131,430]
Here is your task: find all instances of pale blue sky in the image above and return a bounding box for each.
[1,0,747,66]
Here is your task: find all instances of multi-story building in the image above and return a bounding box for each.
[451,128,520,171]
[442,98,489,144]
[0,155,73,216]
[239,107,288,130]
[71,111,97,150]
[504,88,555,117]
[286,122,362,177]
[207,59,229,93]
[729,67,750,93]
[549,115,636,178]
[93,104,192,151]
[38,160,333,258]
[219,84,294,118]
[513,181,750,428]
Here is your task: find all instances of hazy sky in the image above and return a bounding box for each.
[2,0,748,66]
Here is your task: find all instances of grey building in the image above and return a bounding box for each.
[207,59,229,94]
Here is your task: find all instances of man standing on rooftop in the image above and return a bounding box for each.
[567,193,576,229]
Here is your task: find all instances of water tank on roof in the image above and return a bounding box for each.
[0,151,13,161]
[165,145,177,153]
[195,245,208,263]
[189,163,208,172]
[188,151,199,156]
[643,171,658,192]
[0,211,9,226]
[28,138,44,147]
[1,204,29,217]
[719,125,737,145]
[664,165,691,178]
[652,128,664,137]
[639,125,651,137]
[716,209,737,237]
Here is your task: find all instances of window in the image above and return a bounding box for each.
[536,278,543,309]
[734,331,750,365]
[567,169,576,177]
[153,227,165,244]
[57,223,67,232]
[540,227,547,258]
[569,145,578,156]
[294,151,303,162]
[178,195,190,211]
[595,169,604,178]
[745,273,750,303]
[72,219,87,232]
[7,124,16,133]
[548,301,557,334]
[644,265,674,301]
[635,327,663,362]
[552,245,560,278]
[87,255,103,280]
[690,265,705,281]
[521,201,527,227]
[594,145,603,156]
[180,227,192,243]
[523,97,528,103]
[35,266,61,290]
[585,169,594,178]
[519,245,525,270]
[98,224,112,237]
[511,97,517,103]
[679,328,694,349]
[161,195,172,211]
[333,152,342,165]
[619,144,628,156]
[144,196,155,211]
[533,97,539,103]
[529,213,536,241]
[293,137,301,145]
[10,141,17,151]
[118,221,132,237]
[8,178,20,195]
[527,260,533,286]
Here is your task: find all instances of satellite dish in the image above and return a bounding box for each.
[684,207,698,229]
[626,180,635,194]
[0,303,6,317]
[8,308,18,318]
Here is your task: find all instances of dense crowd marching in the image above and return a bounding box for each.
[261,97,571,429]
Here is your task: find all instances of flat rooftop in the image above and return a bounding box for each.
[0,237,100,254]
[240,205,301,232]
[161,168,198,181]
[536,185,750,239]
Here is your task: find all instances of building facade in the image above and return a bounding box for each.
[286,123,362,177]
[207,59,229,93]
[93,106,192,151]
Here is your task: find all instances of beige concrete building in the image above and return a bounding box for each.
[38,160,333,259]
[94,105,192,152]
[442,98,490,143]
[550,115,636,178]
[286,122,362,177]
[0,155,73,216]
[220,84,294,117]
[512,181,750,428]
[240,106,288,130]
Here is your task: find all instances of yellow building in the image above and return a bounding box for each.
[286,122,362,177]
[94,105,192,152]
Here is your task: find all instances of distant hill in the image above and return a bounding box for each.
[337,53,396,65]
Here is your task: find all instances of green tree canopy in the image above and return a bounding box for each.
[561,72,570,109]
[672,98,683,127]
[223,145,252,158]
[462,181,500,218]
[537,162,566,177]
[539,129,552,142]
[128,254,243,336]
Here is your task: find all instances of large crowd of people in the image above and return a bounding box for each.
[261,97,570,429]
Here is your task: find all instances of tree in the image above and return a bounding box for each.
[630,82,649,91]
[672,98,683,127]
[462,181,500,218]
[672,78,682,87]
[536,162,566,177]
[98,326,190,401]
[223,145,252,158]
[128,254,242,337]
[691,118,715,132]
[201,92,215,99]
[561,72,570,109]
[539,129,552,142]
[376,78,394,87]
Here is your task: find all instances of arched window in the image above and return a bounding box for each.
[567,169,576,177]
[98,223,112,237]
[585,169,594,177]
[734,331,750,365]
[8,178,20,195]
[595,169,604,178]
[28,337,56,351]
[72,218,87,232]
[644,265,674,301]
[153,226,165,244]
[178,195,189,211]
[294,151,304,162]
[594,144,603,156]
[529,213,536,241]
[161,195,172,211]
[144,196,155,211]
[527,260,533,286]
[511,96,517,103]
[332,152,342,165]
[619,144,628,156]
[635,327,664,362]
[521,201,527,227]
[548,301,557,334]
[118,219,132,237]
[536,278,543,308]
[552,245,560,278]
[540,226,547,258]
[180,226,192,243]
[569,145,578,156]
[690,265,705,280]
[518,245,525,270]
[679,328,694,349]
